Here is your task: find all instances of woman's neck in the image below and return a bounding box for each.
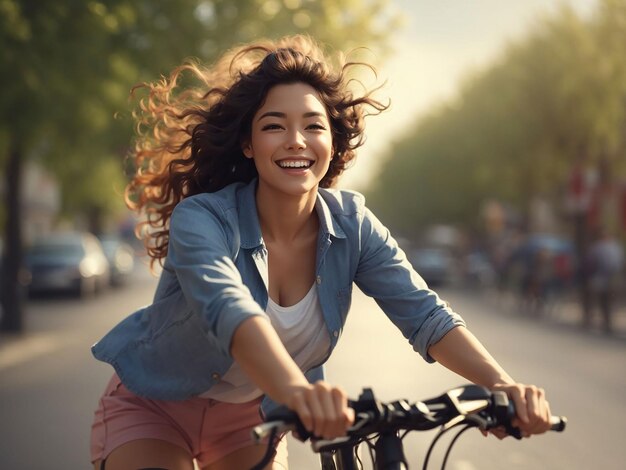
[255,186,319,244]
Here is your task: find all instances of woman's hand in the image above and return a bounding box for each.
[231,317,354,440]
[486,383,552,439]
[426,328,553,440]
[285,381,355,440]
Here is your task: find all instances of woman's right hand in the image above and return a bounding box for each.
[285,381,354,440]
[230,318,353,438]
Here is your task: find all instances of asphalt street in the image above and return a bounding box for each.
[1,267,624,469]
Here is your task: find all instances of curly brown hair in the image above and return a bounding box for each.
[126,35,387,268]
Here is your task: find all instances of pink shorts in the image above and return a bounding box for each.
[90,374,287,468]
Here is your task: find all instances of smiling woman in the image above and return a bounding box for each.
[125,37,387,269]
[90,35,555,470]
[243,83,333,200]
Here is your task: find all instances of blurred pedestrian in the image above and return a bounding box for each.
[587,228,624,333]
[89,35,554,470]
[520,246,554,317]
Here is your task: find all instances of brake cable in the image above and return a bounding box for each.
[422,421,470,470]
[249,426,279,470]
[440,424,474,470]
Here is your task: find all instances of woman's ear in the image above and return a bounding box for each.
[242,143,253,159]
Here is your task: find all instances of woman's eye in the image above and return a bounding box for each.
[261,124,283,131]
[307,123,327,130]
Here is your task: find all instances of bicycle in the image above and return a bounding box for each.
[250,384,567,470]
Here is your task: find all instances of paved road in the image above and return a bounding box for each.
[0,267,159,470]
[1,271,624,469]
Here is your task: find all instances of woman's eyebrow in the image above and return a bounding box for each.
[258,111,285,120]
[257,111,327,121]
[303,111,326,118]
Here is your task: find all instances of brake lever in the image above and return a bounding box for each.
[505,423,523,440]
[491,391,523,440]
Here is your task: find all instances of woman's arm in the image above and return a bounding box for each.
[352,206,552,437]
[231,316,354,439]
[169,200,352,438]
[428,326,552,437]
[427,326,514,387]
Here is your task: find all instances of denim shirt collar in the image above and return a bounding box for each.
[315,190,347,240]
[237,179,346,250]
[238,180,264,249]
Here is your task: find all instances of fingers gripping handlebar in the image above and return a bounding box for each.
[425,385,567,439]
[253,384,567,443]
[250,386,566,470]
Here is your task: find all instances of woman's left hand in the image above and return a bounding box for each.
[485,383,552,439]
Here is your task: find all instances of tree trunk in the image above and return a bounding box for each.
[1,136,25,332]
[87,205,104,236]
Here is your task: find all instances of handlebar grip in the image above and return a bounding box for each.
[507,415,567,440]
[262,406,312,441]
[550,416,567,432]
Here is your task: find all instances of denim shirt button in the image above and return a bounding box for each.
[211,372,221,381]
[333,330,339,338]
[316,275,322,284]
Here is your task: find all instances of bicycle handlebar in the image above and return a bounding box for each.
[252,384,567,448]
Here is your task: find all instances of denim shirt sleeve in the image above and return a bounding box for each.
[354,206,465,363]
[169,197,269,357]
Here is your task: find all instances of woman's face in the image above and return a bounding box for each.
[243,82,333,199]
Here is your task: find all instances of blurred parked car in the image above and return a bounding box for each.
[98,235,135,286]
[409,247,456,286]
[25,232,110,297]
[516,234,574,258]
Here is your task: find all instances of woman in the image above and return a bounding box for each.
[90,35,552,470]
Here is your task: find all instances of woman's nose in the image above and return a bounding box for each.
[285,130,306,150]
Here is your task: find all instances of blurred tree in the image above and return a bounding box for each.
[0,0,398,332]
[367,0,626,241]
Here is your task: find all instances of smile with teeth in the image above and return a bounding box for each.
[277,160,313,169]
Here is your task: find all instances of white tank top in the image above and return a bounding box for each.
[200,284,331,403]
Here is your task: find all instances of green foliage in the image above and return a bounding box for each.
[367,0,626,238]
[0,0,398,226]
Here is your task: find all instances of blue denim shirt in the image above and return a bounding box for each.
[92,179,465,407]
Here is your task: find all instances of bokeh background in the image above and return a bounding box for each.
[1,1,625,469]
